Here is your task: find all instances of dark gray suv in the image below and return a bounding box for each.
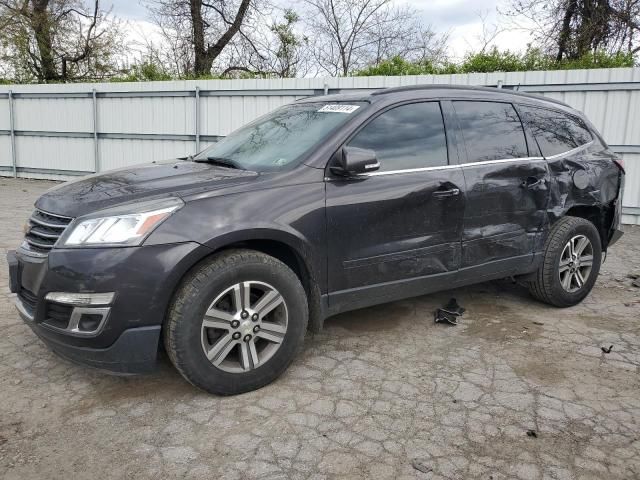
[7,85,625,395]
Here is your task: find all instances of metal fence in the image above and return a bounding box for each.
[1,68,639,224]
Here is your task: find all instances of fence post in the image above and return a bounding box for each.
[8,90,17,178]
[195,86,200,153]
[92,88,99,173]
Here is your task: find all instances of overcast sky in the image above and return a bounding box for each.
[105,0,534,64]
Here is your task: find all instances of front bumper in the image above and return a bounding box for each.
[7,241,209,374]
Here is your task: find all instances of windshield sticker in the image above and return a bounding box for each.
[317,104,360,114]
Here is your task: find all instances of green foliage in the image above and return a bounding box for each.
[556,51,635,69]
[111,61,173,83]
[356,56,438,76]
[458,48,526,73]
[268,8,308,78]
[356,48,636,76]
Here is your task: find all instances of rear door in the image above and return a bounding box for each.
[325,101,466,310]
[452,100,550,274]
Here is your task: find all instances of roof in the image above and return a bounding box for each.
[295,84,571,109]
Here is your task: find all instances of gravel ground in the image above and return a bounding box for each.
[1,178,639,480]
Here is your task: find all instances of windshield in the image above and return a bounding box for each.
[194,102,366,172]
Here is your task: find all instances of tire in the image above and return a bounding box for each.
[164,249,308,395]
[529,216,602,307]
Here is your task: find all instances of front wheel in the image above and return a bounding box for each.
[164,249,308,395]
[529,216,602,307]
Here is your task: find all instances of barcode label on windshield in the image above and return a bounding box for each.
[318,104,360,114]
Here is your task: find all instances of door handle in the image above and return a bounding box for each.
[432,187,460,198]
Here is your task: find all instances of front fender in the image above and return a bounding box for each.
[146,183,327,292]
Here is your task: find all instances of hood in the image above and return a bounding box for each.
[36,159,259,218]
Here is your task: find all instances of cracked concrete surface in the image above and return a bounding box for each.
[1,178,639,480]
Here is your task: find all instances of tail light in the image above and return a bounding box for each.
[613,157,625,173]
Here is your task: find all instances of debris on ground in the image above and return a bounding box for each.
[526,430,538,438]
[434,298,465,325]
[532,321,544,326]
[411,459,432,474]
[601,345,614,354]
[627,273,639,280]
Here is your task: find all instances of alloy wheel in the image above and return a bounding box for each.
[558,234,594,293]
[200,281,288,373]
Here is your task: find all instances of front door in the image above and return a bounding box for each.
[325,101,465,310]
[452,100,550,274]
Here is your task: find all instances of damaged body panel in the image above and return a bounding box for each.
[518,103,625,252]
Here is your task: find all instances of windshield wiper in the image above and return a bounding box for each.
[197,156,244,170]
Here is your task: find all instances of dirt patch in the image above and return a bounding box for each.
[511,356,568,384]
[460,303,544,343]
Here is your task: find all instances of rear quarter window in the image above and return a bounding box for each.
[518,105,593,157]
[453,101,529,162]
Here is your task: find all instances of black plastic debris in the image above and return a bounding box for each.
[526,429,537,438]
[601,345,614,354]
[434,298,465,325]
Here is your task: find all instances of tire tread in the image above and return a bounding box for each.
[164,249,307,395]
[528,216,600,307]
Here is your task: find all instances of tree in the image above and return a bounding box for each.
[267,9,309,77]
[220,8,310,78]
[143,0,257,77]
[0,0,124,82]
[507,0,640,60]
[303,0,448,76]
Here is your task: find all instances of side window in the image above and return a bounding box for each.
[453,101,528,162]
[348,102,448,171]
[519,105,593,157]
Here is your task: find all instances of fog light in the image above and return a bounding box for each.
[45,292,114,306]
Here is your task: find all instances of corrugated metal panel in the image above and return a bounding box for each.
[1,67,639,223]
[621,153,640,209]
[201,95,297,135]
[99,96,195,135]
[0,135,11,166]
[14,97,92,132]
[99,138,193,171]
[0,98,9,130]
[16,136,94,172]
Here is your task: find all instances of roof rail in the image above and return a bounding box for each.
[371,84,571,108]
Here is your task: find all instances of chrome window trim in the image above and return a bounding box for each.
[544,140,594,160]
[327,140,593,179]
[355,156,545,177]
[364,164,455,176]
[458,157,545,168]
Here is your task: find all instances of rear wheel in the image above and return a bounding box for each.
[165,249,308,395]
[529,216,602,307]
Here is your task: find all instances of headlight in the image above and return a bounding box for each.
[60,198,183,247]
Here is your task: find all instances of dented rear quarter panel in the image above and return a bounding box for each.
[545,141,622,245]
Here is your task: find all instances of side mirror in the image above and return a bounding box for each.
[331,147,380,176]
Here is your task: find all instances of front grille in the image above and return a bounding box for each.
[22,209,73,255]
